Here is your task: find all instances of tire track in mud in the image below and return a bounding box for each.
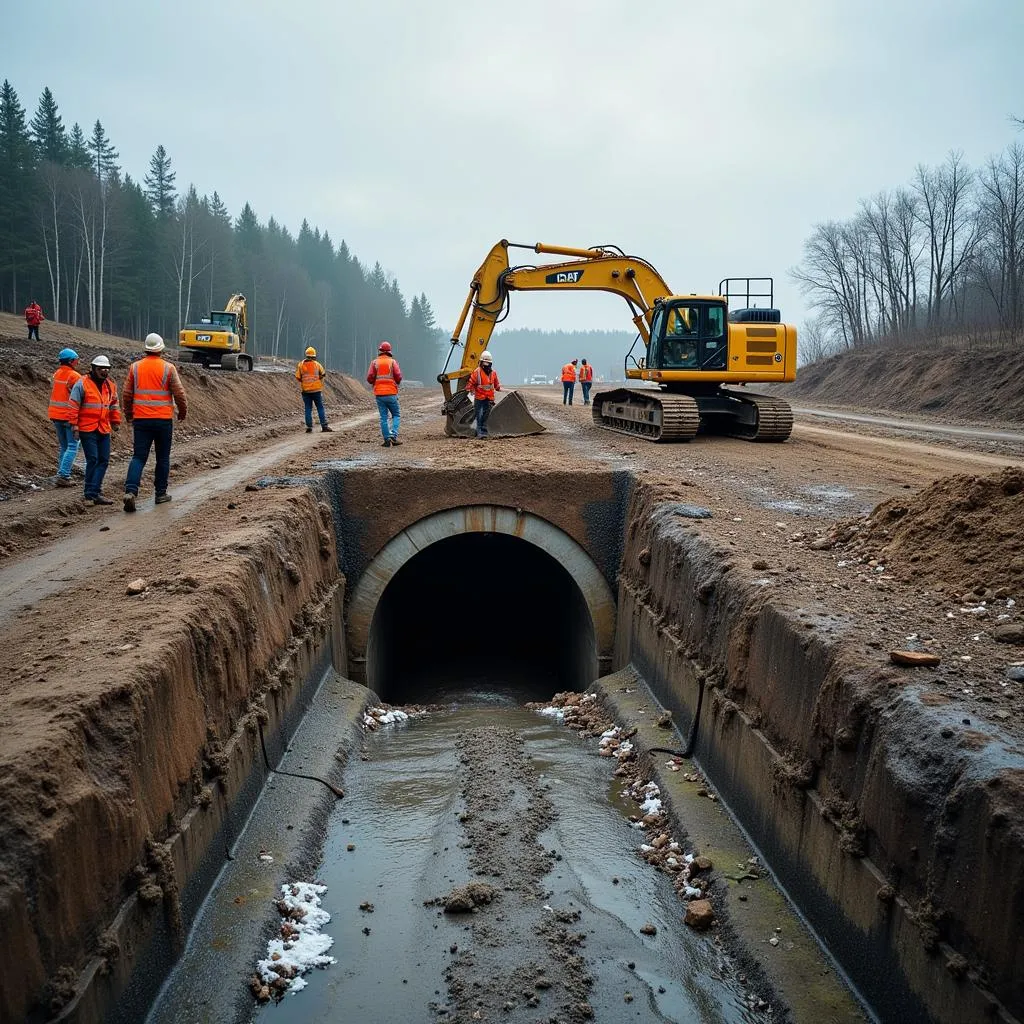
[439,725,596,1022]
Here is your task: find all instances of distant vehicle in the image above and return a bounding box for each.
[403,379,425,388]
[528,374,551,385]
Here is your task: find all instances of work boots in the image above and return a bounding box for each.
[321,425,333,433]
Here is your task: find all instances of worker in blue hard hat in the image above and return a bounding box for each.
[49,348,82,486]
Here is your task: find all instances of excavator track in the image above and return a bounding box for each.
[591,389,700,442]
[725,392,793,442]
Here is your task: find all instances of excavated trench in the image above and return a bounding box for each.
[29,466,1022,1024]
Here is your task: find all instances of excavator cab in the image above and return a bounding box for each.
[649,300,728,373]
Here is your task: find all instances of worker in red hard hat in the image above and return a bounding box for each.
[366,341,403,447]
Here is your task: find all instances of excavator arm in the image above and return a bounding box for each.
[438,240,673,404]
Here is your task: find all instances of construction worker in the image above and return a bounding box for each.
[69,355,121,506]
[561,359,578,405]
[466,350,501,439]
[24,299,45,341]
[366,341,402,447]
[296,347,332,433]
[578,358,594,405]
[49,348,82,487]
[121,333,188,513]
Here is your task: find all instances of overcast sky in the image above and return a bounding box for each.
[3,0,1022,336]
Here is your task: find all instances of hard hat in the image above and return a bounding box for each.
[571,358,578,364]
[58,348,79,362]
[91,355,111,368]
[480,351,493,362]
[305,347,317,357]
[144,332,165,353]
[378,341,392,353]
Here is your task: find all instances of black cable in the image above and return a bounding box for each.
[257,720,345,799]
[647,675,706,759]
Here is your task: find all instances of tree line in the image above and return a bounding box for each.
[0,79,445,379]
[793,141,1024,362]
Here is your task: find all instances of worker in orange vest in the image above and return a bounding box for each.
[49,347,82,486]
[466,350,501,439]
[578,358,594,405]
[561,359,578,405]
[68,355,121,506]
[24,299,45,341]
[121,333,188,513]
[366,341,402,447]
[296,346,332,434]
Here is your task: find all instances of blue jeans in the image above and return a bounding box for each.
[125,419,173,496]
[562,381,575,405]
[375,394,400,439]
[80,430,111,498]
[581,382,592,405]
[474,398,493,437]
[53,420,79,478]
[302,391,327,428]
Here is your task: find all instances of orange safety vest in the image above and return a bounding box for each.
[579,364,593,382]
[129,356,175,419]
[70,375,121,434]
[369,355,398,396]
[48,365,81,421]
[561,363,577,382]
[297,359,325,393]
[469,367,499,400]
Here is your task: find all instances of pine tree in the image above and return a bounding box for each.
[88,120,119,183]
[67,122,91,170]
[144,143,176,218]
[0,80,39,307]
[30,87,68,164]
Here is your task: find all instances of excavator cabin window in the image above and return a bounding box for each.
[650,301,727,371]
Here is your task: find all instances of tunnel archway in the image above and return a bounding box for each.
[346,506,616,701]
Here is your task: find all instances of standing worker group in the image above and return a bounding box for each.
[49,348,82,487]
[25,299,45,341]
[121,333,188,513]
[561,358,578,405]
[578,358,594,405]
[466,350,500,439]
[367,341,402,447]
[296,347,333,433]
[69,355,121,505]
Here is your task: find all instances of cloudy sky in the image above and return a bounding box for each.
[3,0,1021,334]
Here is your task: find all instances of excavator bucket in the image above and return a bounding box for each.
[444,390,546,439]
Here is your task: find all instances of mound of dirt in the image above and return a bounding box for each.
[779,345,1024,424]
[824,466,1024,596]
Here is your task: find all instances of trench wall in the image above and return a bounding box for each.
[614,482,1023,1024]
[1,489,347,1024]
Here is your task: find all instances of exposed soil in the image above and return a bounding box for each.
[0,322,1022,1021]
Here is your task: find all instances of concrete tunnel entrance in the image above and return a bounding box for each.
[346,505,617,702]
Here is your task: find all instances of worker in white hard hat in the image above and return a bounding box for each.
[68,355,121,506]
[466,350,501,439]
[121,333,188,513]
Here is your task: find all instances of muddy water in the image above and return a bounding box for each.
[262,692,759,1023]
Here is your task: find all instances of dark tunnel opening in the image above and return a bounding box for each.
[366,533,597,703]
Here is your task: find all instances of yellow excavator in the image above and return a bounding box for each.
[438,240,796,441]
[178,293,253,371]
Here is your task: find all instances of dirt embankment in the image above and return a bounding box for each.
[778,345,1024,425]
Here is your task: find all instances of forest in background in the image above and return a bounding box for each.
[793,139,1024,362]
[0,79,446,379]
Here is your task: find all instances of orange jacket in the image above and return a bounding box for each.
[48,365,81,421]
[124,356,186,420]
[296,359,326,393]
[69,374,121,434]
[25,303,44,327]
[366,354,401,396]
[468,367,500,401]
[579,363,593,382]
[561,363,577,382]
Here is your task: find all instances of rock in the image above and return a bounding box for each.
[638,547,651,567]
[684,899,715,930]
[639,922,657,935]
[809,537,832,550]
[752,559,769,570]
[889,650,941,667]
[656,711,672,728]
[691,856,714,873]
[1006,666,1024,682]
[992,624,1024,645]
[125,578,147,596]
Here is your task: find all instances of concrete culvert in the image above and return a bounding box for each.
[367,531,595,701]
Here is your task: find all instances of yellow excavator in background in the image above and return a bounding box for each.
[178,293,253,371]
[438,240,796,441]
